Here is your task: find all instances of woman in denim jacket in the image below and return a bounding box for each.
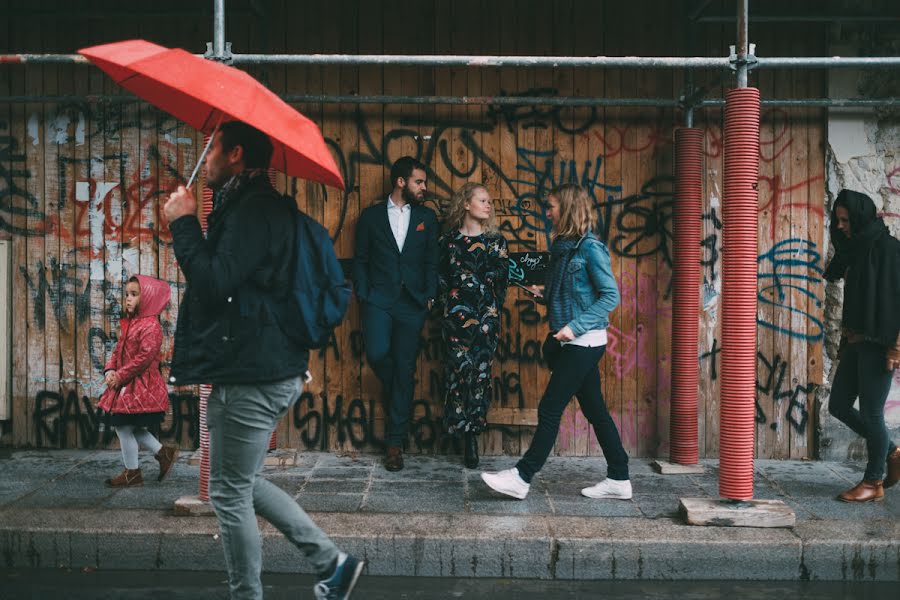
[481,183,631,500]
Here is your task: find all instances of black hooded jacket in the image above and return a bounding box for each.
[824,189,900,350]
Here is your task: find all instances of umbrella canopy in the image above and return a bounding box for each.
[79,39,344,190]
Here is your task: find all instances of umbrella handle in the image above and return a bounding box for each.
[186,115,225,188]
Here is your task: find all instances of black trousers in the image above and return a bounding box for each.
[828,341,897,480]
[516,344,629,482]
[362,295,427,448]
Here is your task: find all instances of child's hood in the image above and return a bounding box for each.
[133,275,171,318]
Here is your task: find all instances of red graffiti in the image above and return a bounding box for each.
[757,173,825,242]
[592,125,672,158]
[887,165,900,194]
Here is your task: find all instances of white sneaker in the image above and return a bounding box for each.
[581,478,633,500]
[481,468,530,499]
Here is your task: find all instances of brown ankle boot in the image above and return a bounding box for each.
[838,479,884,503]
[105,468,144,488]
[155,444,180,482]
[885,448,900,489]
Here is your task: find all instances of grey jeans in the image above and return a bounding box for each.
[207,377,338,600]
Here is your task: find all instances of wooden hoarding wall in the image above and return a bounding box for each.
[0,0,826,458]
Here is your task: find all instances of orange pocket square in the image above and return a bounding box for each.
[416,222,425,231]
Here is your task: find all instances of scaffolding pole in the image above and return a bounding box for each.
[2,53,900,69]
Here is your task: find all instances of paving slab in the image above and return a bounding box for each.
[1,451,898,581]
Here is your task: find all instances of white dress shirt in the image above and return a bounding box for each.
[387,195,412,252]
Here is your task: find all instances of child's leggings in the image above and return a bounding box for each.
[114,425,163,470]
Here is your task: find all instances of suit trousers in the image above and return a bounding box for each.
[362,294,428,448]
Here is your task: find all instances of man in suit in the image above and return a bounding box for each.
[352,156,439,471]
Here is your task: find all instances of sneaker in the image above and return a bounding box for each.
[481,468,530,499]
[314,552,364,600]
[581,478,633,499]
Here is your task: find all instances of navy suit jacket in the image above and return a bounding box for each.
[351,200,439,309]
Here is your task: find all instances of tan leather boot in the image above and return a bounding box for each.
[884,448,900,489]
[838,479,884,503]
[154,444,180,482]
[105,468,144,488]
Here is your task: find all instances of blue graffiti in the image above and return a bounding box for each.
[757,238,824,342]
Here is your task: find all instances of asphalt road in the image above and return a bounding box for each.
[0,569,894,599]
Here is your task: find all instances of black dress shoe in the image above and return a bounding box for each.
[464,432,479,469]
[385,446,404,471]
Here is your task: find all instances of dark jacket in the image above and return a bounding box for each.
[168,174,309,385]
[352,200,439,309]
[546,232,620,336]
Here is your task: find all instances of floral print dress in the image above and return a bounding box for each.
[438,231,509,434]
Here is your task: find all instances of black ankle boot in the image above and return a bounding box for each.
[464,432,479,469]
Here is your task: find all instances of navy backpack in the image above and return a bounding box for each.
[288,203,351,349]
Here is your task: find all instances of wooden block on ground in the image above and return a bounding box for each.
[187,449,203,466]
[652,460,706,475]
[679,497,796,528]
[263,449,298,467]
[173,495,216,517]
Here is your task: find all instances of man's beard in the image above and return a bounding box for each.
[401,184,422,205]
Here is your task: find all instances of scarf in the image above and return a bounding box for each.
[211,168,268,215]
[824,189,900,347]
[546,236,581,332]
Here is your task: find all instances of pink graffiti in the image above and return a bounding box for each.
[606,325,638,380]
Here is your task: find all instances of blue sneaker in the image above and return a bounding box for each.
[313,552,364,600]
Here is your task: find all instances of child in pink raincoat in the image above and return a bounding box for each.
[98,275,178,487]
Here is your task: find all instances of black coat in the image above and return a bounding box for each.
[352,200,439,309]
[168,175,309,385]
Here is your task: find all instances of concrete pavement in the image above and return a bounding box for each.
[0,449,897,581]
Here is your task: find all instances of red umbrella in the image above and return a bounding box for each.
[79,39,344,190]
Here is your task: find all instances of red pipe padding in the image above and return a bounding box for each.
[671,128,704,465]
[719,87,761,500]
[197,140,215,502]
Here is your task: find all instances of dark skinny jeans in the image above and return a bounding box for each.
[828,341,897,481]
[516,344,629,482]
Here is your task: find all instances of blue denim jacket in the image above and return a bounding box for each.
[558,232,620,336]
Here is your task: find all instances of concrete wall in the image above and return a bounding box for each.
[820,28,900,462]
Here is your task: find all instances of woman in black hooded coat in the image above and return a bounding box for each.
[824,189,900,503]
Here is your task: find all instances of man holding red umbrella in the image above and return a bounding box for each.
[164,121,363,600]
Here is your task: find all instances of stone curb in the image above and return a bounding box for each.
[1,508,897,581]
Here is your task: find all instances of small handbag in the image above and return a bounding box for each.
[541,233,587,370]
[542,332,562,369]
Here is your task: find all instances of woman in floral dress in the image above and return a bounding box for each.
[438,182,509,468]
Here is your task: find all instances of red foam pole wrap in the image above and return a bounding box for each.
[719,87,761,500]
[670,128,704,465]
[197,135,215,502]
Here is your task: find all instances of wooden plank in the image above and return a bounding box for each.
[653,4,675,460]
[7,0,31,446]
[514,0,540,460]
[584,0,606,459]
[552,0,579,458]
[319,0,346,453]
[602,0,626,462]
[788,36,811,459]
[769,25,794,460]
[356,0,385,453]
[489,408,538,427]
[494,0,522,458]
[700,17,725,459]
[680,497,795,528]
[479,0,504,459]
[334,0,362,455]
[56,4,79,446]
